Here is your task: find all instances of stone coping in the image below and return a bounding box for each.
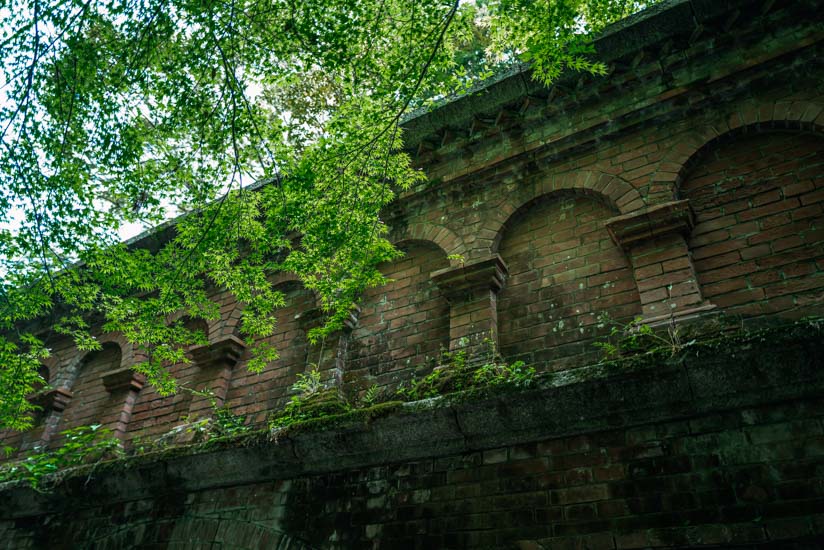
[2,321,822,520]
[399,0,757,148]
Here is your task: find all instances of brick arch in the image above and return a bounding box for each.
[224,277,320,426]
[214,272,321,342]
[489,171,644,254]
[390,222,465,258]
[51,341,126,445]
[346,240,451,397]
[662,100,824,193]
[57,334,130,388]
[496,191,642,372]
[680,125,824,318]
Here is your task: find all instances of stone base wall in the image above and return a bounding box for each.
[2,0,824,452]
[3,325,823,549]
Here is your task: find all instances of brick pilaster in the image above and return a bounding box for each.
[26,387,73,449]
[298,307,359,391]
[187,336,246,416]
[101,368,145,440]
[432,255,508,360]
[606,200,715,324]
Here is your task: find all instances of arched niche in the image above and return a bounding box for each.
[346,240,450,396]
[681,129,824,318]
[126,316,220,442]
[225,280,318,426]
[51,342,123,446]
[497,191,641,372]
[0,364,55,458]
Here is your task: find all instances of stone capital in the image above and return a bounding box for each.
[29,387,73,412]
[431,255,508,299]
[188,335,246,369]
[102,368,145,393]
[605,200,694,250]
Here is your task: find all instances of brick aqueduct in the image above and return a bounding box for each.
[3,0,824,548]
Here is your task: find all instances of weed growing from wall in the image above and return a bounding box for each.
[0,425,122,491]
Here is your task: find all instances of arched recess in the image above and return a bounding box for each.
[214,272,322,342]
[51,342,123,446]
[680,125,824,317]
[390,222,466,258]
[225,279,319,426]
[658,99,824,191]
[487,170,645,255]
[126,316,212,442]
[497,190,642,372]
[346,240,450,396]
[0,363,55,458]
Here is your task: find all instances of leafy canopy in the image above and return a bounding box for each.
[0,0,656,433]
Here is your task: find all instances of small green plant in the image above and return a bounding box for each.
[0,425,122,490]
[360,384,381,407]
[212,405,250,437]
[446,254,466,266]
[268,367,347,432]
[291,367,324,396]
[186,387,251,438]
[593,314,692,361]
[394,343,535,401]
[473,360,535,388]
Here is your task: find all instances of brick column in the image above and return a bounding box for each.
[299,307,359,392]
[187,335,246,417]
[606,200,715,325]
[101,368,145,440]
[432,255,508,361]
[27,387,73,449]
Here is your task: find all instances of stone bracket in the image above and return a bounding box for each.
[29,387,73,412]
[102,368,145,393]
[431,255,508,299]
[605,200,694,250]
[188,335,246,369]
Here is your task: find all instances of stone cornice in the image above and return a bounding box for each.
[102,368,145,393]
[400,0,824,153]
[28,387,73,413]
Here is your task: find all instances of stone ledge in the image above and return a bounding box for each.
[2,322,823,520]
[101,368,145,393]
[188,335,246,368]
[28,387,73,413]
[605,200,694,250]
[431,255,508,297]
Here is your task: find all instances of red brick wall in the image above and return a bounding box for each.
[51,344,122,447]
[497,193,641,371]
[684,131,824,317]
[346,241,450,397]
[124,319,209,441]
[226,282,317,426]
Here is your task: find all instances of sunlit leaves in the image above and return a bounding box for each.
[0,0,656,433]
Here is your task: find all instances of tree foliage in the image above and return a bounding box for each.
[0,0,657,433]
